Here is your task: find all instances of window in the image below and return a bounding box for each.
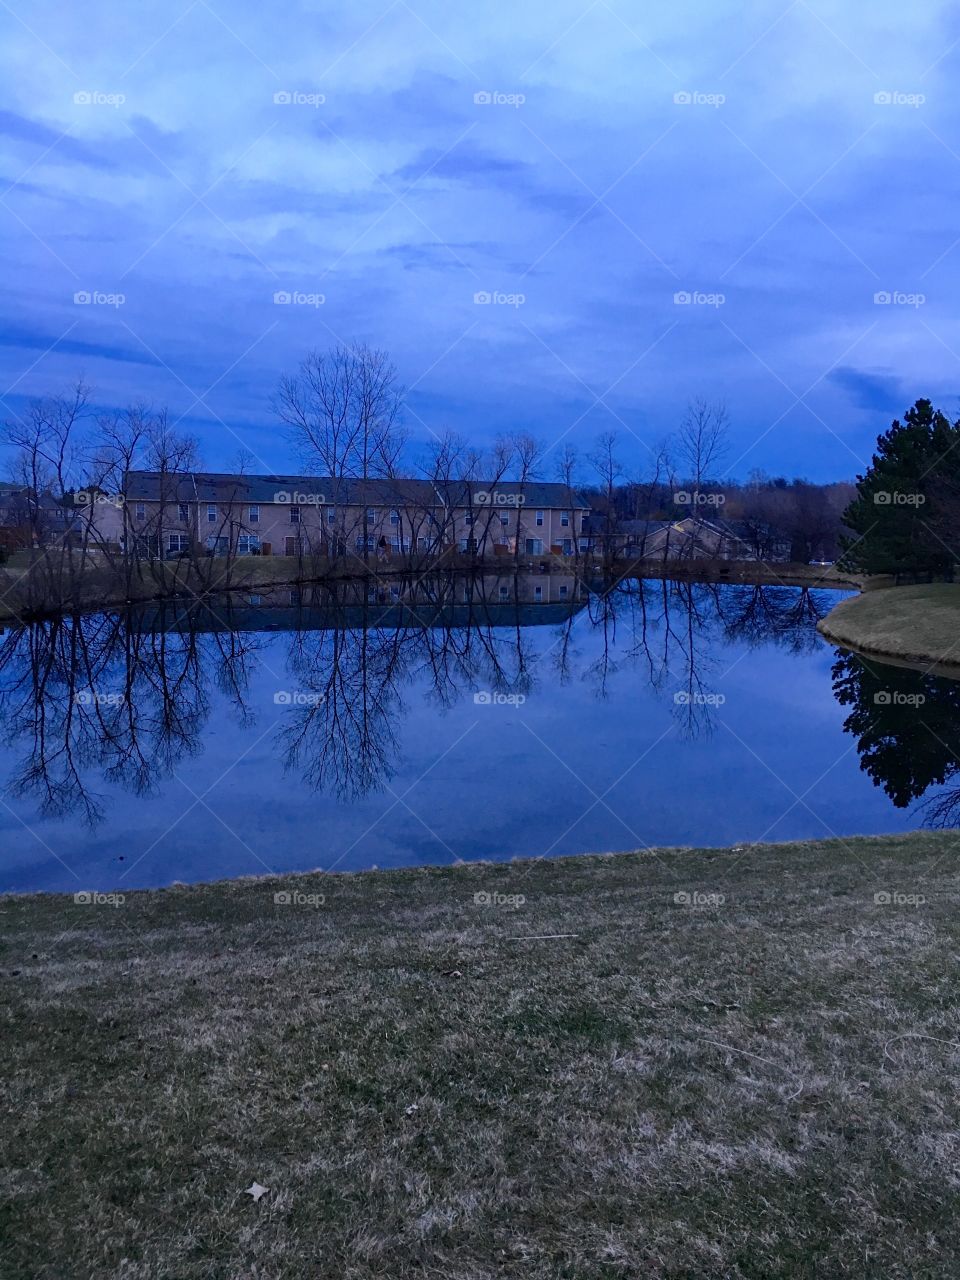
[326,510,336,525]
[534,585,543,601]
[499,513,509,526]
[237,534,261,556]
[289,589,301,606]
[525,538,544,555]
[499,585,509,599]
[178,503,189,523]
[390,510,399,526]
[205,535,229,555]
[560,512,569,527]
[248,594,261,605]
[536,510,544,526]
[290,505,301,523]
[284,536,303,556]
[249,504,260,523]
[135,502,145,520]
[559,584,568,598]
[356,536,375,551]
[579,537,590,552]
[562,539,572,555]
[166,533,190,554]
[207,504,217,523]
[366,508,376,525]
[464,514,473,526]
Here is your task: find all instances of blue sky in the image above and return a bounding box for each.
[1,0,958,481]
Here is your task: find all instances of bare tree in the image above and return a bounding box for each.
[511,432,544,562]
[276,342,407,487]
[554,443,582,563]
[675,398,730,493]
[587,431,624,570]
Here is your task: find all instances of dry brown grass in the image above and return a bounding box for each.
[3,833,960,1278]
[818,583,960,670]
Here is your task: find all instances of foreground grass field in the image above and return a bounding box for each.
[3,833,960,1278]
[818,583,960,669]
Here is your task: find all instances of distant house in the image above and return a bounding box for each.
[120,471,593,561]
[581,514,758,561]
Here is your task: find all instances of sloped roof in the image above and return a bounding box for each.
[440,479,591,509]
[123,471,592,509]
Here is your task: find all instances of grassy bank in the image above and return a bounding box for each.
[3,833,960,1277]
[818,583,960,670]
[617,557,863,589]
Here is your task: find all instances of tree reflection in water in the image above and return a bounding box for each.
[0,573,866,825]
[832,650,960,826]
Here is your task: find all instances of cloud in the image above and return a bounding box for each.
[0,0,956,480]
[828,368,906,415]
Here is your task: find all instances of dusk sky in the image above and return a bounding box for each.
[2,0,958,482]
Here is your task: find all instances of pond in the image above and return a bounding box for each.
[1,574,957,893]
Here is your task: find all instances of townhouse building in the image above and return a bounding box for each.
[121,471,592,561]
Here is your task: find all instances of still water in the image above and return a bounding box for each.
[1,574,956,893]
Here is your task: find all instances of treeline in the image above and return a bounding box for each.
[584,475,855,563]
[2,346,857,567]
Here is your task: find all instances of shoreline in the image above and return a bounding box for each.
[0,556,862,623]
[0,829,916,901]
[817,583,960,675]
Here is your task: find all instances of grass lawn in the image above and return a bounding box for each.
[818,583,960,669]
[3,833,960,1278]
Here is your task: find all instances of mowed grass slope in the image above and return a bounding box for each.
[3,834,960,1278]
[818,583,960,668]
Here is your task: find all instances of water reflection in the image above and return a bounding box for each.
[832,650,960,826]
[0,575,846,828]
